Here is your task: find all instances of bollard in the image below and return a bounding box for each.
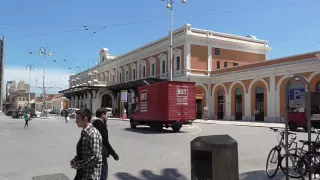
[191,134,239,180]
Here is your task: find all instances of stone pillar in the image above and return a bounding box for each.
[268,75,278,122]
[206,84,213,119]
[207,45,212,76]
[184,41,191,75]
[244,93,251,121]
[91,90,98,116]
[137,60,140,80]
[225,94,232,120]
[75,96,79,108]
[86,92,92,111]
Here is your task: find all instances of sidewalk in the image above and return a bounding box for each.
[194,119,285,128]
[107,117,285,128]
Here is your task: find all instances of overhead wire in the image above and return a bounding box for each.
[3,0,320,72]
[4,0,319,40]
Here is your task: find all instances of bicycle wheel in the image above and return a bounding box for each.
[280,153,308,178]
[266,147,279,178]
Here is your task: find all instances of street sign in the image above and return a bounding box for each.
[289,88,306,108]
[121,90,128,102]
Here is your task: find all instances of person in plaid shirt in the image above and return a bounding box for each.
[70,108,103,180]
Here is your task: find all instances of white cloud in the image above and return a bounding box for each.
[4,66,71,96]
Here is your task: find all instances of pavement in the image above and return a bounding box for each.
[0,114,316,180]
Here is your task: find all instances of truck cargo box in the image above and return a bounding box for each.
[130,81,196,132]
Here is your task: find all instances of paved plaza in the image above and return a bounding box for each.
[0,114,315,180]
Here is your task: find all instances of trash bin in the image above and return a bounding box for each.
[191,134,239,180]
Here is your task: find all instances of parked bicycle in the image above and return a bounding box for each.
[265,127,306,178]
[293,128,320,179]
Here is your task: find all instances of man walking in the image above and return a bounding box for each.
[65,109,69,123]
[92,108,119,180]
[70,108,103,180]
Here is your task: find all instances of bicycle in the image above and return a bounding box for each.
[294,128,320,179]
[266,127,302,178]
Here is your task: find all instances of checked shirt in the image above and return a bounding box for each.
[73,124,103,180]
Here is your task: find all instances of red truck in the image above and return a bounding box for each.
[288,92,320,131]
[129,81,196,132]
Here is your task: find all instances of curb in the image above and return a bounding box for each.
[193,120,284,128]
[107,118,284,128]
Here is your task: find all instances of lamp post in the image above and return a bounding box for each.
[161,0,187,81]
[38,47,52,117]
[25,64,35,107]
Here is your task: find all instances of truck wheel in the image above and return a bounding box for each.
[130,119,137,129]
[172,124,182,132]
[289,121,298,131]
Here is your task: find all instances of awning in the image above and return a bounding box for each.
[59,85,106,98]
[107,78,166,92]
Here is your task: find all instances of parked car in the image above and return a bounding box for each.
[11,110,23,119]
[28,109,41,118]
[105,107,113,117]
[5,109,13,116]
[49,109,60,114]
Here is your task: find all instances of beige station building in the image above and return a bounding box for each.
[59,24,320,122]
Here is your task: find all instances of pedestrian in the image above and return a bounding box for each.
[65,109,69,123]
[24,112,29,128]
[70,108,103,180]
[92,108,119,180]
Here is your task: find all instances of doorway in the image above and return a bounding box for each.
[101,94,113,108]
[217,89,224,119]
[255,86,264,121]
[235,88,243,120]
[196,99,203,119]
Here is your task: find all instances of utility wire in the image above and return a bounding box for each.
[0,0,266,29]
[3,0,319,40]
[65,0,320,30]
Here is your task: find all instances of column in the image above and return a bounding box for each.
[137,60,140,80]
[87,92,92,111]
[207,45,212,76]
[206,84,213,119]
[184,41,191,75]
[167,47,171,79]
[91,90,98,115]
[244,93,251,121]
[268,75,278,122]
[225,94,232,120]
[75,96,79,108]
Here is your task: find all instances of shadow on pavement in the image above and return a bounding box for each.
[123,127,188,134]
[115,168,187,180]
[240,170,286,180]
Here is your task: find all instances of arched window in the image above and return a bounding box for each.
[256,86,264,94]
[235,88,242,95]
[218,89,224,96]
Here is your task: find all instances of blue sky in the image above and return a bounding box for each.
[0,0,320,94]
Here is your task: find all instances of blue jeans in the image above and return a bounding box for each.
[100,157,108,180]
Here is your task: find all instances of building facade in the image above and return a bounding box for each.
[17,81,30,92]
[35,94,69,111]
[60,24,271,117]
[60,24,320,122]
[0,36,5,108]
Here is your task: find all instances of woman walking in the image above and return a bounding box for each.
[24,112,30,128]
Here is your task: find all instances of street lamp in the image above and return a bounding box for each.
[38,47,52,117]
[25,64,35,107]
[161,0,187,81]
